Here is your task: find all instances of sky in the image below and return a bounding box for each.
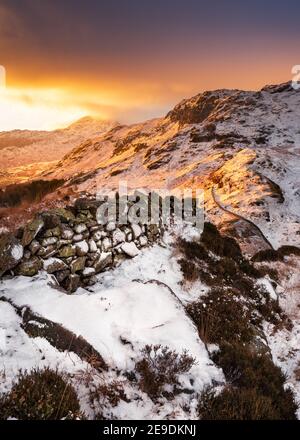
[0,0,299,130]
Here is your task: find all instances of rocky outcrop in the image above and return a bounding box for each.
[1,197,163,292]
[166,90,232,124]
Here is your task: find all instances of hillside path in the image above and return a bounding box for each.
[211,187,274,250]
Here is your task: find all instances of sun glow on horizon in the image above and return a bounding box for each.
[0,86,102,131]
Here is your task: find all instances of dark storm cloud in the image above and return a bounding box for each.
[1,0,300,83]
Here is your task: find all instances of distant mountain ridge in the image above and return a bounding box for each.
[0,117,118,169]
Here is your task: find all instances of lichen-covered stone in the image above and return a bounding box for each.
[75,240,89,256]
[75,210,93,222]
[0,233,24,275]
[15,257,42,276]
[50,208,75,223]
[43,257,68,274]
[42,226,61,238]
[93,252,112,273]
[28,240,41,255]
[61,226,74,240]
[22,217,44,246]
[57,239,71,247]
[70,256,86,274]
[37,245,57,258]
[41,212,61,229]
[74,197,102,212]
[41,237,58,247]
[58,244,76,258]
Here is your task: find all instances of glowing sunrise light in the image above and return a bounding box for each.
[0,86,91,131]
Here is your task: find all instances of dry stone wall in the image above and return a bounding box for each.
[0,198,162,292]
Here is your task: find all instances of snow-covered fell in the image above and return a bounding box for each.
[0,116,117,178]
[22,81,298,251]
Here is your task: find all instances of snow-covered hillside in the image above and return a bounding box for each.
[8,80,296,252]
[0,116,117,177]
[1,82,300,420]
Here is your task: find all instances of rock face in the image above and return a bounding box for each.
[0,234,24,275]
[166,90,230,124]
[0,197,163,292]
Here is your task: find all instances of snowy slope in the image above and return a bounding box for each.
[0,116,117,174]
[0,234,224,419]
[13,82,293,249]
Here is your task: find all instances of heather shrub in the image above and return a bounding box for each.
[200,222,224,256]
[0,367,82,420]
[278,245,300,258]
[178,222,296,420]
[135,345,196,400]
[178,258,199,282]
[89,380,128,412]
[178,238,208,261]
[200,222,242,261]
[0,179,64,207]
[212,343,297,420]
[252,249,282,262]
[186,289,254,345]
[178,230,260,288]
[222,236,243,261]
[198,387,279,420]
